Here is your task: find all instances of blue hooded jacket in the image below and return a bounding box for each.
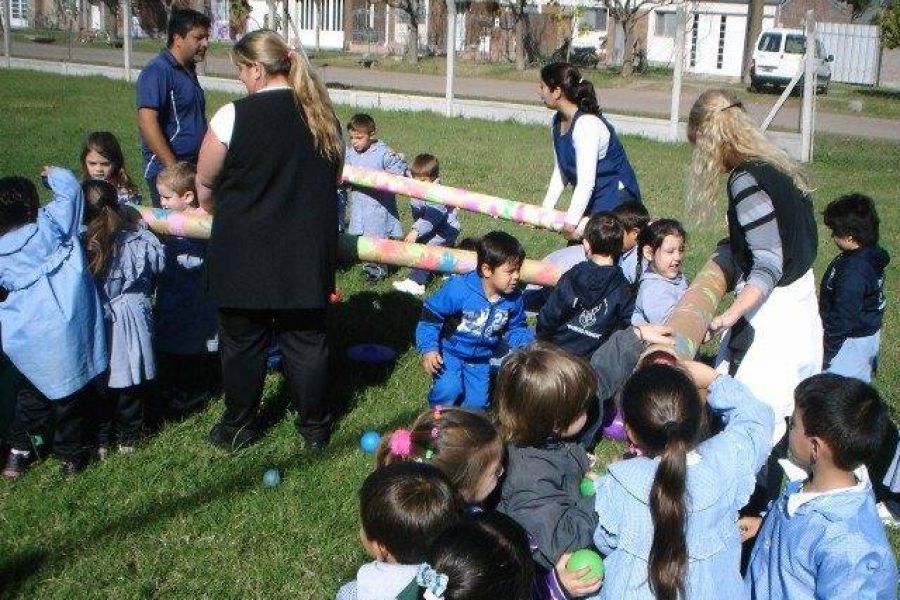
[819,245,889,366]
[416,270,533,361]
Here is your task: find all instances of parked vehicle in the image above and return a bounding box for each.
[750,28,833,94]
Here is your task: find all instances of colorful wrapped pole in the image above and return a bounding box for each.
[342,165,573,232]
[127,205,563,287]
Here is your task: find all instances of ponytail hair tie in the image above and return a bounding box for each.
[417,563,449,600]
[389,429,414,458]
[662,420,680,438]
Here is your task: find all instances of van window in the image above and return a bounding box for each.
[758,32,781,52]
[785,34,806,54]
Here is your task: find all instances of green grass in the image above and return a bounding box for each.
[0,69,898,597]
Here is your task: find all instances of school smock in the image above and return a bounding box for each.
[541,111,641,227]
[415,270,533,361]
[98,228,165,388]
[409,197,460,243]
[631,269,688,326]
[589,375,775,600]
[346,140,408,239]
[745,466,898,599]
[154,233,218,355]
[0,168,107,400]
[536,260,634,359]
[334,562,420,600]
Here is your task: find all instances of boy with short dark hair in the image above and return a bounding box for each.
[344,113,408,281]
[612,200,649,285]
[335,462,462,600]
[536,212,634,359]
[820,193,889,382]
[744,374,898,599]
[415,231,534,409]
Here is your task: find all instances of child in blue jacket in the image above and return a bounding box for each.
[0,167,107,478]
[537,212,633,359]
[744,374,898,599]
[415,231,534,409]
[820,193,888,383]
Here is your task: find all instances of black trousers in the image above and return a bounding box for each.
[93,383,150,447]
[157,352,221,419]
[216,308,331,443]
[7,378,90,462]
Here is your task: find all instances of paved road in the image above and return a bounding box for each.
[6,40,900,141]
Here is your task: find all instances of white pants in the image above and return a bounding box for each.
[716,270,823,442]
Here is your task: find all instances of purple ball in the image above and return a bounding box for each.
[602,409,627,441]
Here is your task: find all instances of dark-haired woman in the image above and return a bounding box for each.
[539,62,641,239]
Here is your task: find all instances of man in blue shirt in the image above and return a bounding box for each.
[137,8,210,207]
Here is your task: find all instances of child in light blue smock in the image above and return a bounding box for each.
[631,219,689,326]
[344,113,408,281]
[558,362,774,599]
[0,167,107,478]
[83,180,164,455]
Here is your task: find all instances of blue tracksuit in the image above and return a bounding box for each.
[536,261,634,359]
[415,270,534,408]
[819,245,889,381]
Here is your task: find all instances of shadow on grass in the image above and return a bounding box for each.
[856,87,900,100]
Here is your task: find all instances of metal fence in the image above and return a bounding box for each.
[818,21,880,85]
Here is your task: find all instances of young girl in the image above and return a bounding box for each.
[83,180,164,455]
[81,131,142,205]
[631,219,689,326]
[582,361,774,600]
[153,162,219,420]
[377,406,503,508]
[414,512,535,600]
[495,342,599,572]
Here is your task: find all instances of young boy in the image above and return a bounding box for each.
[154,162,220,421]
[335,462,461,600]
[820,193,888,383]
[0,168,107,478]
[415,231,534,409]
[536,212,634,359]
[744,374,898,598]
[393,153,460,297]
[612,199,650,285]
[344,113,408,281]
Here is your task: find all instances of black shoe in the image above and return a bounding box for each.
[2,450,33,480]
[208,424,257,452]
[60,458,87,478]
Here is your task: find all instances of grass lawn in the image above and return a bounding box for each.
[0,68,898,597]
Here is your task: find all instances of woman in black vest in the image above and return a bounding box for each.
[196,30,343,451]
[687,89,822,446]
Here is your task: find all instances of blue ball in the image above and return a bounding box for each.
[360,430,381,454]
[263,468,282,488]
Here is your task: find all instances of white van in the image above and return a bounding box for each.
[750,28,833,94]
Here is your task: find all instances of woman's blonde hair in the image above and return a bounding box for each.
[231,30,343,163]
[687,89,811,222]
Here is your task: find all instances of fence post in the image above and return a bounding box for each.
[122,0,132,81]
[669,6,686,142]
[445,0,456,117]
[3,0,11,69]
[800,9,815,163]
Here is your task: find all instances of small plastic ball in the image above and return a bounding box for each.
[360,430,381,454]
[329,289,343,303]
[262,468,282,488]
[566,548,605,581]
[580,477,596,497]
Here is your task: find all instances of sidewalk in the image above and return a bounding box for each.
[6,40,900,141]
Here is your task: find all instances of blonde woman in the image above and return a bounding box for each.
[687,89,822,447]
[196,29,343,452]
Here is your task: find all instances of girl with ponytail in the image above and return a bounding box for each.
[197,29,343,451]
[579,361,774,599]
[538,62,642,242]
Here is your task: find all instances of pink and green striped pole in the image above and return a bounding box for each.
[342,165,573,232]
[128,205,563,287]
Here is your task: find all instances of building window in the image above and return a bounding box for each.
[578,8,608,32]
[716,15,726,69]
[690,13,699,67]
[11,0,26,20]
[655,12,676,38]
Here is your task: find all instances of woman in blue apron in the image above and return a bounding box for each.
[539,62,642,240]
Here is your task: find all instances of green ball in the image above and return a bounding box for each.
[566,549,605,581]
[580,476,596,497]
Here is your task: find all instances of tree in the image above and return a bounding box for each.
[879,5,900,49]
[384,0,423,63]
[597,0,680,77]
[740,0,764,84]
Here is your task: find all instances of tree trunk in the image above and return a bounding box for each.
[407,12,419,63]
[742,0,764,84]
[620,21,635,77]
[515,10,526,69]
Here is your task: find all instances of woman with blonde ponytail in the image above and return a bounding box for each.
[687,89,821,451]
[196,29,342,452]
[584,361,774,600]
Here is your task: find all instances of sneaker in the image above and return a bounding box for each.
[96,446,109,461]
[117,444,136,455]
[392,278,426,296]
[362,263,388,282]
[60,459,86,478]
[2,450,33,480]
